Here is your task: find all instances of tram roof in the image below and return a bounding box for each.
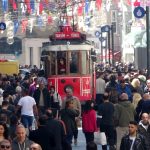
[42,40,94,51]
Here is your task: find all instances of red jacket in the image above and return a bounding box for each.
[82,109,97,132]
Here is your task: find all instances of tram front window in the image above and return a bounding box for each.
[57,52,66,75]
[70,52,78,73]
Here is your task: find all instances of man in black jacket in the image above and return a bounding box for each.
[29,115,51,150]
[138,113,150,150]
[120,121,148,150]
[33,81,51,114]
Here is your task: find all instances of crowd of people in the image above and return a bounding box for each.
[0,63,150,150]
[95,68,150,150]
[0,68,83,150]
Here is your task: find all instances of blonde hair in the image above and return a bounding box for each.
[132,93,142,109]
[131,78,140,88]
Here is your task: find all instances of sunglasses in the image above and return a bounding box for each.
[0,145,10,149]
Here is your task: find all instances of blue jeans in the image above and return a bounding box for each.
[21,115,34,128]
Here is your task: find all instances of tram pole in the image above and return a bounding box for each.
[111,24,114,66]
[146,6,150,78]
[108,30,111,65]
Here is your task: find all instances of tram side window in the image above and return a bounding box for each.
[57,52,66,74]
[70,52,78,73]
[51,52,56,75]
[82,51,87,74]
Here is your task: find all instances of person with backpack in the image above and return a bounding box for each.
[49,86,62,110]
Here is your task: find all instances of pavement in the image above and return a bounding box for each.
[72,127,103,150]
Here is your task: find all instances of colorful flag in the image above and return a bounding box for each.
[96,0,102,11]
[85,0,90,14]
[14,20,19,34]
[39,2,43,14]
[2,0,8,12]
[25,0,31,14]
[21,19,28,33]
[126,0,131,5]
[30,0,35,13]
[78,2,84,16]
[66,0,70,5]
[47,16,53,25]
[9,0,17,11]
[134,0,140,6]
[37,16,43,27]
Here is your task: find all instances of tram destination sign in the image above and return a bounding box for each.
[55,32,81,39]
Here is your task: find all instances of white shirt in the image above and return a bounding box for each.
[18,96,36,116]
[129,136,136,150]
[96,77,106,94]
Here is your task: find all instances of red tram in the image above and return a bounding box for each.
[41,25,96,101]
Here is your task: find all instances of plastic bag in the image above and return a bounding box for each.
[94,131,107,145]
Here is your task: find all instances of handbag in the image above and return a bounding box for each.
[94,131,107,145]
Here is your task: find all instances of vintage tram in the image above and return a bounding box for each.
[41,25,95,101]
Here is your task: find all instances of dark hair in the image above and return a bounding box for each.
[38,115,47,125]
[129,121,138,126]
[50,86,55,90]
[83,100,95,112]
[65,100,73,108]
[86,141,97,150]
[0,122,9,139]
[45,109,53,119]
[2,101,9,107]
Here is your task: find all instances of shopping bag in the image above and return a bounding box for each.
[94,131,107,145]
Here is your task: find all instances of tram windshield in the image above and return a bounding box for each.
[43,50,91,76]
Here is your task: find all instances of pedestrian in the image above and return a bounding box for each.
[49,86,62,110]
[82,100,97,144]
[61,100,79,145]
[62,87,81,145]
[98,92,116,150]
[33,81,51,114]
[138,113,150,149]
[16,88,38,130]
[120,121,148,150]
[114,93,135,150]
[0,139,11,150]
[45,109,63,150]
[30,143,42,150]
[96,73,106,105]
[29,115,51,150]
[0,122,9,142]
[12,125,33,150]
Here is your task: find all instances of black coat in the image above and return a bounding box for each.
[138,123,150,150]
[120,133,148,150]
[33,88,51,108]
[29,126,52,150]
[60,108,79,134]
[45,118,64,150]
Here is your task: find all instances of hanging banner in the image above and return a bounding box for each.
[25,0,31,14]
[14,20,19,34]
[30,0,35,13]
[85,0,90,14]
[21,19,28,33]
[96,0,102,11]
[2,0,8,12]
[9,0,17,11]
